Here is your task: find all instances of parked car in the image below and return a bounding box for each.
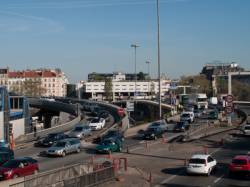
[229,155,250,176]
[35,132,69,147]
[180,112,194,123]
[46,138,81,157]
[186,154,217,176]
[89,118,105,130]
[0,157,39,180]
[174,121,190,132]
[94,130,124,144]
[143,127,164,140]
[241,125,250,136]
[68,125,92,139]
[148,121,168,132]
[0,150,14,166]
[96,138,122,153]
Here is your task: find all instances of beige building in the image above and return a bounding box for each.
[0,68,68,97]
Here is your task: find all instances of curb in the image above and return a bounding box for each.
[182,127,236,142]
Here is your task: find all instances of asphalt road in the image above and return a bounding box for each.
[156,105,250,187]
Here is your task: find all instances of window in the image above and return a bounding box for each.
[208,157,214,162]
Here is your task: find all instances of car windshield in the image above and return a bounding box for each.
[48,134,57,138]
[244,126,250,130]
[177,122,184,127]
[102,140,113,145]
[232,159,247,165]
[91,118,100,123]
[74,127,83,131]
[55,142,66,147]
[189,158,206,164]
[182,114,190,117]
[150,123,160,127]
[147,128,157,132]
[2,160,19,168]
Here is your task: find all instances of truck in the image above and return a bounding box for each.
[188,93,208,109]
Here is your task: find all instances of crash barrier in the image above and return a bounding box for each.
[8,162,114,187]
[15,115,81,144]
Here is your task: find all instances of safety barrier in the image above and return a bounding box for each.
[15,115,81,144]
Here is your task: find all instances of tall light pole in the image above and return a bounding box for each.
[131,44,139,100]
[157,0,162,119]
[146,61,150,98]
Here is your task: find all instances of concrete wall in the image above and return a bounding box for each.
[11,118,25,139]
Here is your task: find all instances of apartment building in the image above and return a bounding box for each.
[0,68,68,97]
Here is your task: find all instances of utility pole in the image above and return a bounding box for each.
[157,0,162,119]
[131,44,139,100]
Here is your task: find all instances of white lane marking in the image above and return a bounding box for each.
[213,175,224,184]
[210,147,222,155]
[155,170,184,187]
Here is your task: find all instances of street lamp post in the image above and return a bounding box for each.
[146,61,150,98]
[131,44,139,100]
[156,0,162,119]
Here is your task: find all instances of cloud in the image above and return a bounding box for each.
[0,10,64,34]
[4,0,190,9]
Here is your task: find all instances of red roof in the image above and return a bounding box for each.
[24,71,41,78]
[42,71,56,77]
[8,72,24,78]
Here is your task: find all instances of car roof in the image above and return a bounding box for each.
[191,154,210,159]
[58,138,80,142]
[14,157,34,161]
[233,155,250,160]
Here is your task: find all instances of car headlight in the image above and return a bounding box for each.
[56,150,63,153]
[4,170,12,175]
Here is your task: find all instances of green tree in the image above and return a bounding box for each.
[22,79,46,97]
[138,72,146,80]
[104,78,113,101]
[179,75,212,96]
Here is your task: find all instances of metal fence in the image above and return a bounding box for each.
[10,164,114,187]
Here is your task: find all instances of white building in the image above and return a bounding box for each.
[79,79,171,100]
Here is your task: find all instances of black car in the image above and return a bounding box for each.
[93,130,124,144]
[174,121,190,132]
[35,133,69,147]
[143,127,164,140]
[98,110,111,121]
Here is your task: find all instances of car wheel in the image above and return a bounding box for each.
[13,174,19,179]
[118,146,122,152]
[207,168,211,176]
[61,151,66,157]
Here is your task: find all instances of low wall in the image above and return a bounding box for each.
[15,116,81,144]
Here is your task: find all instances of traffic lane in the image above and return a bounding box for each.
[213,135,250,187]
[158,134,250,187]
[36,146,96,172]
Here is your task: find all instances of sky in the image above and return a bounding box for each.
[0,0,249,83]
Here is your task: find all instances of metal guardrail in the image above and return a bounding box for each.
[15,116,81,144]
[9,164,114,187]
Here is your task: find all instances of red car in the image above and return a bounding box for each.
[229,155,250,176]
[0,157,39,180]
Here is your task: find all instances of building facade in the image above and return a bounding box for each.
[79,72,170,100]
[0,68,68,97]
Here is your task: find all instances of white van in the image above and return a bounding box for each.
[180,111,194,123]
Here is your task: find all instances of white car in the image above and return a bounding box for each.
[89,118,105,130]
[186,154,217,176]
[180,111,194,123]
[242,125,250,135]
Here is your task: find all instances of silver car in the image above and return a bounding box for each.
[47,138,81,157]
[68,125,92,139]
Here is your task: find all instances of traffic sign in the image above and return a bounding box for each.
[126,101,134,112]
[226,95,234,103]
